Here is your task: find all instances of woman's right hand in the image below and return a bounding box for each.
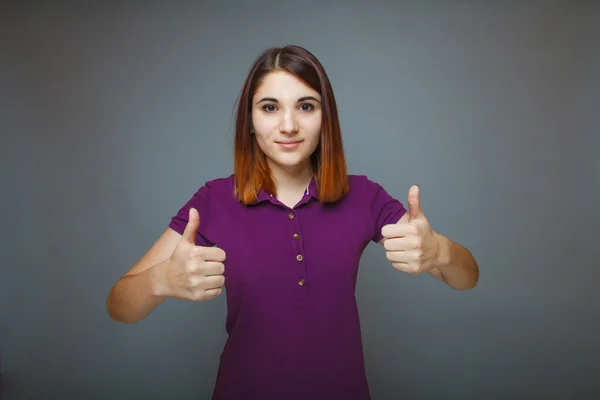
[158,207,226,301]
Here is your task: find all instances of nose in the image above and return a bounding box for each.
[279,109,299,134]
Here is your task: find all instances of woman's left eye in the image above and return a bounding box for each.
[299,103,314,112]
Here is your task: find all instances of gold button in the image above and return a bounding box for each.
[288,212,295,219]
[293,233,300,239]
[298,278,305,286]
[296,254,303,262]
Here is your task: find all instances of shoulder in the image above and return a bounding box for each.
[203,174,234,188]
[344,174,406,243]
[208,174,234,187]
[347,173,404,209]
[348,174,376,185]
[347,174,387,196]
[177,175,236,212]
[169,175,235,235]
[195,174,235,197]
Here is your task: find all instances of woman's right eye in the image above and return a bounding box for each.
[262,104,277,112]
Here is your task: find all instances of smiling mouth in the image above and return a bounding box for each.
[276,140,302,149]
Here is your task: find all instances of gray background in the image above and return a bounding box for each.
[1,1,599,399]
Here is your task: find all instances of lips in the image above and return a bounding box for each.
[276,140,302,149]
[276,140,302,144]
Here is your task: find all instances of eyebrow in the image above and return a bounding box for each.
[256,96,321,104]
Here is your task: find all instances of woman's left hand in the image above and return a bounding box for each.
[381,185,444,274]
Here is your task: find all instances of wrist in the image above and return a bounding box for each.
[149,259,171,298]
[434,232,451,269]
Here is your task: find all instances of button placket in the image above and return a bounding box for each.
[288,209,307,297]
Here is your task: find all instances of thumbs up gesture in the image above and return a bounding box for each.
[381,185,441,274]
[163,207,227,301]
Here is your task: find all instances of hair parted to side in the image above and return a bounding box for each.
[233,45,349,205]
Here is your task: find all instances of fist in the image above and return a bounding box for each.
[163,207,227,301]
[381,185,440,274]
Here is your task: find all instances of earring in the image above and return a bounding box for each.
[250,127,255,134]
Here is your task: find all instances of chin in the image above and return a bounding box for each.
[271,154,312,169]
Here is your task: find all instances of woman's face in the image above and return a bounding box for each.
[250,71,322,175]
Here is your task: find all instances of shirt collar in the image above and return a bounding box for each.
[252,177,318,205]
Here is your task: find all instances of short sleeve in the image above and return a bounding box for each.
[368,179,407,243]
[168,183,214,247]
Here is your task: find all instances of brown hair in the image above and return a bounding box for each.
[233,45,349,204]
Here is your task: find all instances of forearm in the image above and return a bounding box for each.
[434,233,479,290]
[106,260,169,324]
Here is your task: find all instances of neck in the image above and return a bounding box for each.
[268,161,313,194]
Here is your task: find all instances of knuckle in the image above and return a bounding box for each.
[186,262,197,273]
[192,246,206,258]
[195,276,207,289]
[205,288,221,301]
[187,276,198,288]
[188,261,204,275]
[393,262,406,272]
[190,290,201,301]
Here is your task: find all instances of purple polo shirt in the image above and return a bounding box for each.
[169,174,406,399]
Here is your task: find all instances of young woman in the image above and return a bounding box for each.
[107,45,479,399]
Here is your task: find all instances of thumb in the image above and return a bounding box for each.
[407,185,423,221]
[182,207,200,244]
